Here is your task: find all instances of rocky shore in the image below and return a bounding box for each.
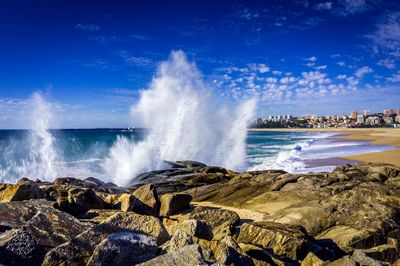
[0,161,400,265]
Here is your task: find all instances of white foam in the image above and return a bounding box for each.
[104,51,256,186]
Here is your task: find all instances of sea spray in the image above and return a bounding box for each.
[0,92,58,182]
[104,51,256,186]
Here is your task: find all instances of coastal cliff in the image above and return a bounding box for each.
[0,162,399,265]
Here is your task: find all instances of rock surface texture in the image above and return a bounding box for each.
[0,162,398,265]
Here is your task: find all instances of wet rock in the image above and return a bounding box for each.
[0,183,45,202]
[87,231,158,265]
[0,199,91,247]
[237,221,309,260]
[138,244,215,265]
[43,212,168,265]
[159,193,192,216]
[0,229,46,266]
[189,206,240,240]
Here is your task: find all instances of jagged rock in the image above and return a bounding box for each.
[77,209,121,223]
[132,184,160,215]
[161,229,194,252]
[237,221,309,260]
[327,256,356,266]
[118,193,154,214]
[0,229,46,266]
[53,177,122,193]
[0,183,45,202]
[56,187,105,215]
[102,193,120,208]
[165,219,212,240]
[159,193,192,216]
[164,160,207,168]
[189,206,240,240]
[87,231,158,265]
[43,212,168,265]
[350,249,386,266]
[0,199,91,247]
[212,236,254,266]
[301,252,326,266]
[138,244,215,265]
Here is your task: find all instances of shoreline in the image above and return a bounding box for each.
[249,128,400,167]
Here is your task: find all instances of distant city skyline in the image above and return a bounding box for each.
[1,0,400,128]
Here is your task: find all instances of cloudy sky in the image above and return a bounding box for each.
[0,0,399,128]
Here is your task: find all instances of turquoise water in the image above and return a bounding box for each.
[0,129,393,183]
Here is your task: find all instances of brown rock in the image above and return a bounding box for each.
[0,183,45,202]
[43,212,168,265]
[159,193,192,216]
[189,206,240,240]
[237,221,309,260]
[0,199,92,247]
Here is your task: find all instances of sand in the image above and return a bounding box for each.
[249,128,400,167]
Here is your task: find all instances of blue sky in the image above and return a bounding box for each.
[0,0,399,128]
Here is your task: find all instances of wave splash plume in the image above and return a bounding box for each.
[104,51,256,186]
[0,92,57,182]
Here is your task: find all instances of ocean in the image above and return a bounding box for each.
[0,129,393,185]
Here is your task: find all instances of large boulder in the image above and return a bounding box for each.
[189,206,240,240]
[0,229,46,266]
[125,184,160,215]
[237,221,309,260]
[87,231,158,265]
[165,219,212,240]
[43,212,168,265]
[132,184,159,210]
[56,187,106,216]
[159,193,192,216]
[0,199,91,247]
[0,183,45,202]
[138,244,215,265]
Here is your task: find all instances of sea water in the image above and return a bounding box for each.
[0,129,394,184]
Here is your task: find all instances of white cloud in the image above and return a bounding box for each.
[369,12,400,58]
[337,61,346,67]
[314,2,333,10]
[76,24,101,32]
[131,34,153,41]
[338,0,368,16]
[387,71,400,82]
[355,66,373,78]
[304,56,318,62]
[377,58,396,69]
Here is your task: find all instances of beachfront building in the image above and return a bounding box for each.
[357,114,365,124]
[363,110,370,116]
[366,116,380,125]
[351,111,358,119]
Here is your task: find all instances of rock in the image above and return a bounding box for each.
[87,231,158,265]
[118,193,154,214]
[102,193,120,208]
[350,249,386,266]
[0,183,45,202]
[0,229,46,266]
[165,219,212,240]
[132,184,160,215]
[161,229,194,252]
[301,252,326,266]
[213,236,254,266]
[237,221,309,260]
[159,193,192,216]
[0,199,91,247]
[356,237,399,263]
[56,187,106,215]
[326,256,356,266]
[138,244,215,265]
[77,209,121,223]
[189,206,240,240]
[43,212,168,265]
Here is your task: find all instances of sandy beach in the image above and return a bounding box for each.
[249,128,400,167]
